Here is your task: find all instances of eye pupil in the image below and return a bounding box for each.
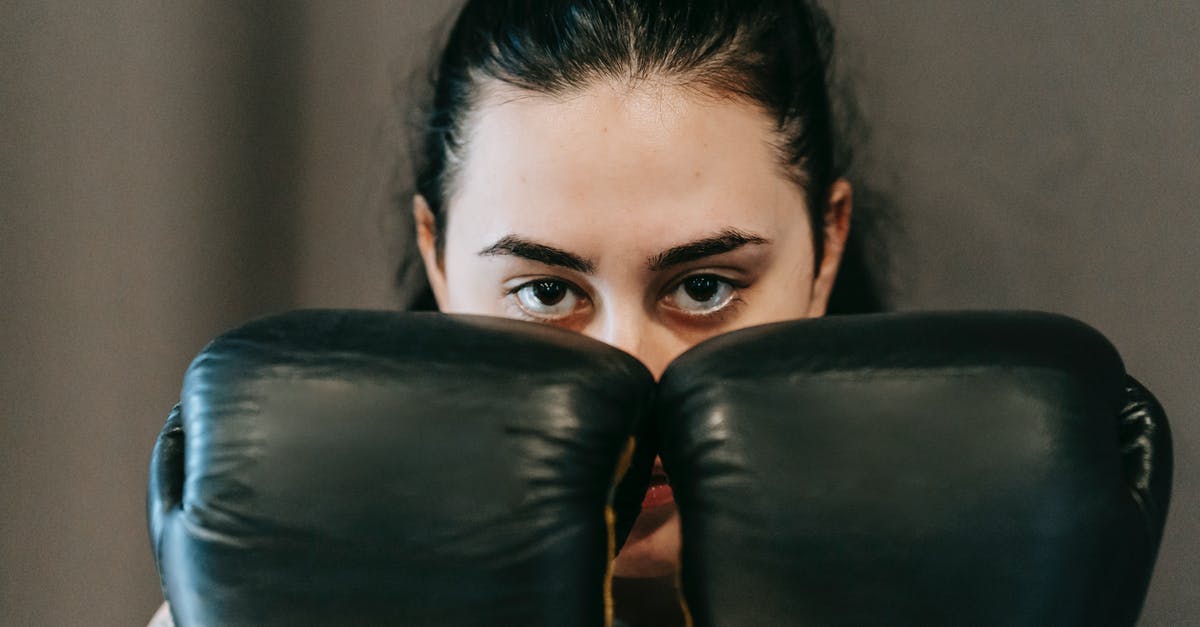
[533,280,567,306]
[684,276,720,302]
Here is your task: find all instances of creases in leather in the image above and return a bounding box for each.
[1118,375,1173,554]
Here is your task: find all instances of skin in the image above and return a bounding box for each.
[416,80,852,581]
[148,79,852,627]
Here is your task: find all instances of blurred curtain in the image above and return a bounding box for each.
[1,3,455,624]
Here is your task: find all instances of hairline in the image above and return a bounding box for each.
[432,74,815,257]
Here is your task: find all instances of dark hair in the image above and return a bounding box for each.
[400,0,889,313]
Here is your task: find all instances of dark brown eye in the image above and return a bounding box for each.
[514,279,579,320]
[532,280,567,306]
[668,274,736,314]
[683,275,720,302]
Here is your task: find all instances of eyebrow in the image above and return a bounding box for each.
[478,228,770,274]
[646,228,770,271]
[479,236,597,273]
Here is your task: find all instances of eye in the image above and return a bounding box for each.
[665,274,736,315]
[513,279,581,320]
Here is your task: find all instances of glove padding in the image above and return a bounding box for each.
[658,311,1172,627]
[148,310,656,627]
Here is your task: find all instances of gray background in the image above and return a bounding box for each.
[2,2,1195,625]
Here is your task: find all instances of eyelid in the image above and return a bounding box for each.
[503,276,588,298]
[504,276,592,323]
[661,271,748,300]
[664,265,748,288]
[660,272,747,321]
[665,294,747,325]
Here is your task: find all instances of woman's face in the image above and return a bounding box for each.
[416,81,850,578]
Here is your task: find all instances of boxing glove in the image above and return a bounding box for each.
[147,310,656,626]
[658,311,1171,626]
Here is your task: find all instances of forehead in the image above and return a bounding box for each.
[447,81,809,255]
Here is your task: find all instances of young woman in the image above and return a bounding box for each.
[403,0,884,624]
[150,1,887,624]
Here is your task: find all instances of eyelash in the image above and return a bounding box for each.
[681,292,746,324]
[504,274,747,324]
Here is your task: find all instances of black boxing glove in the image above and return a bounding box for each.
[147,310,656,626]
[658,311,1172,627]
